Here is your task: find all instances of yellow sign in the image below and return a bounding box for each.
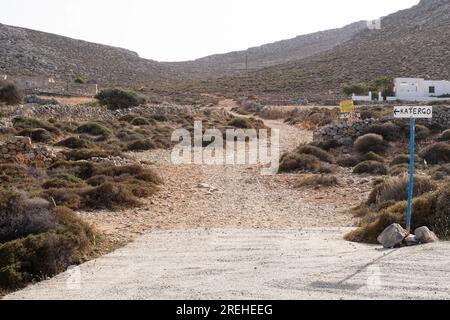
[340,100,355,113]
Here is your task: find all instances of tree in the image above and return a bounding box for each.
[373,76,394,99]
[343,83,370,96]
[0,81,23,105]
[95,88,145,110]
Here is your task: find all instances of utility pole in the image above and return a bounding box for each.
[245,52,250,99]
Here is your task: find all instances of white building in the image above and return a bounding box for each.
[394,77,450,101]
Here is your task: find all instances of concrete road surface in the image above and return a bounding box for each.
[4,228,450,300]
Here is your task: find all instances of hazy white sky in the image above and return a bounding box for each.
[2,0,419,62]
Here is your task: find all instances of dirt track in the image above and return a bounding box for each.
[4,106,449,300]
[5,228,450,300]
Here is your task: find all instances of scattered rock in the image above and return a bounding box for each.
[377,223,407,248]
[414,226,439,244]
[404,234,419,246]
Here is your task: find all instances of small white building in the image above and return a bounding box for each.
[394,77,450,101]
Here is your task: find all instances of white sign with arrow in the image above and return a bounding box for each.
[393,106,433,119]
[393,105,433,232]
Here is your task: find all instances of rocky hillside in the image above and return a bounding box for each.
[164,21,367,79]
[0,20,366,86]
[195,0,450,103]
[0,23,180,86]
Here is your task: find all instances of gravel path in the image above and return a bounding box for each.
[75,110,367,243]
[5,229,450,300]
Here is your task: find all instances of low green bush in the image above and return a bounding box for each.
[95,89,145,110]
[56,137,92,149]
[75,122,112,136]
[13,116,56,133]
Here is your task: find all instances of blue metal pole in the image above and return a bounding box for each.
[406,117,415,232]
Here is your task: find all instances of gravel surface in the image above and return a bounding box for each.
[5,228,450,300]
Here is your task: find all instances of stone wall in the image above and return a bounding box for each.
[0,136,57,165]
[314,106,450,143]
[6,75,98,97]
[5,103,228,122]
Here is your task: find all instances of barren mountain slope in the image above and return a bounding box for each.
[164,21,367,78]
[190,0,450,103]
[0,20,366,84]
[0,23,179,86]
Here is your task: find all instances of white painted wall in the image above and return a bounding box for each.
[352,91,372,102]
[394,78,450,101]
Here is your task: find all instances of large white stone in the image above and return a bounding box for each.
[377,223,407,248]
[414,226,439,244]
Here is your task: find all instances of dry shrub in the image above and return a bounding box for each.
[337,155,360,168]
[346,181,449,244]
[354,134,388,154]
[0,164,37,190]
[279,153,332,173]
[310,139,340,151]
[419,143,450,164]
[0,206,94,289]
[81,182,140,210]
[430,164,450,180]
[415,125,431,141]
[12,116,57,133]
[367,176,437,206]
[75,122,112,136]
[362,151,385,163]
[389,164,410,176]
[438,129,450,142]
[126,139,156,151]
[116,130,142,142]
[42,173,85,189]
[49,161,95,180]
[435,187,450,238]
[41,188,82,209]
[344,211,400,244]
[130,117,152,126]
[295,145,334,163]
[353,161,387,175]
[0,190,55,243]
[365,122,400,142]
[286,108,337,129]
[0,81,22,105]
[295,174,339,188]
[390,154,411,166]
[119,114,140,123]
[228,117,253,129]
[18,128,53,143]
[56,137,92,149]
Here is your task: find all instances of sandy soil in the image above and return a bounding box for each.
[5,228,450,300]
